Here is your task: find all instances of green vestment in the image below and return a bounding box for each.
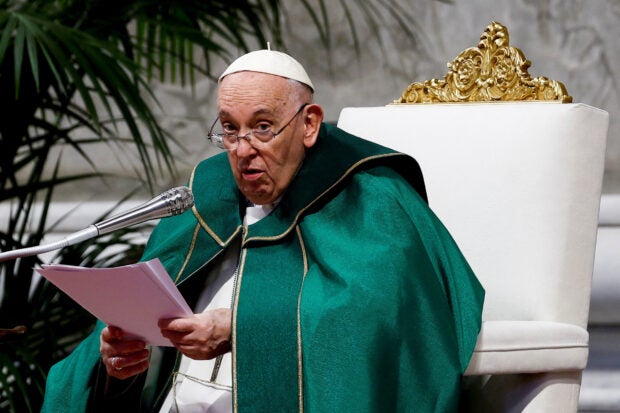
[42,124,484,412]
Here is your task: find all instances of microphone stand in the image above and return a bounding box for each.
[0,226,101,263]
[0,186,193,263]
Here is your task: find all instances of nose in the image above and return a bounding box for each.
[234,134,256,156]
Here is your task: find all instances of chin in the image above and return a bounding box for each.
[247,192,279,206]
[243,191,266,204]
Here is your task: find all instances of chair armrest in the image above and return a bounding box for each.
[465,321,589,375]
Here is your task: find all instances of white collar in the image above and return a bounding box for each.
[243,199,280,226]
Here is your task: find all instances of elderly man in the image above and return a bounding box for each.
[43,50,484,412]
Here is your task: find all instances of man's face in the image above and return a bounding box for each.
[217,72,314,205]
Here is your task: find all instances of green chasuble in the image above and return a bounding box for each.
[42,124,484,412]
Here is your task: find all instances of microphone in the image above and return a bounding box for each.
[0,186,194,262]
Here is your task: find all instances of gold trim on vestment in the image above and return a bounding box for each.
[174,223,201,283]
[243,153,406,244]
[210,354,224,382]
[393,21,572,104]
[295,226,309,413]
[193,205,243,248]
[188,162,242,248]
[192,205,224,247]
[231,247,247,413]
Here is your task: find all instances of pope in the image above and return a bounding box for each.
[42,49,484,412]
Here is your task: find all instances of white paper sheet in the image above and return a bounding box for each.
[36,258,192,346]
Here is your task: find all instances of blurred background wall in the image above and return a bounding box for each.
[55,0,620,199]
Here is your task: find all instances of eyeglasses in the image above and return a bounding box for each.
[207,103,309,151]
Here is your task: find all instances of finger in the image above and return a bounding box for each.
[175,345,200,360]
[102,326,146,346]
[121,348,151,364]
[160,328,190,342]
[104,349,150,373]
[158,317,194,333]
[101,337,147,358]
[107,357,150,380]
[116,340,148,355]
[157,318,174,330]
[100,331,148,368]
[101,326,123,342]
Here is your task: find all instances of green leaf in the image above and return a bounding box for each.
[0,13,17,66]
[12,19,26,98]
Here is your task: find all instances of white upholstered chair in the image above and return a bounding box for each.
[337,22,609,412]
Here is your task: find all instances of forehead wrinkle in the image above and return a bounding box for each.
[217,72,292,116]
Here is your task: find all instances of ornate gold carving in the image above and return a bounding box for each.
[393,21,572,104]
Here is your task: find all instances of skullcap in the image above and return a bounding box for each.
[219,50,314,92]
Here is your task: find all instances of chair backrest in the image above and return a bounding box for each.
[338,102,608,329]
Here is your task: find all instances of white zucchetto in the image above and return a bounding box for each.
[219,50,314,92]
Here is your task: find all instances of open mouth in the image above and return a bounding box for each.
[242,168,263,181]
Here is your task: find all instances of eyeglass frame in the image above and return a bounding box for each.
[207,103,309,151]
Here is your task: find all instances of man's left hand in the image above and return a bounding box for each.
[158,308,232,360]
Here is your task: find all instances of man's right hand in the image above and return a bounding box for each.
[100,326,150,380]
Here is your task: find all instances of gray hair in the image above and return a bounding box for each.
[287,78,314,105]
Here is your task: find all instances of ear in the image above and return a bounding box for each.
[302,103,324,149]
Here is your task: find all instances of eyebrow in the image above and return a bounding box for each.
[218,108,276,119]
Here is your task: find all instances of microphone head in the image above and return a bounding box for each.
[163,186,194,216]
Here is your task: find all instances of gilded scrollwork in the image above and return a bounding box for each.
[394,21,572,103]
